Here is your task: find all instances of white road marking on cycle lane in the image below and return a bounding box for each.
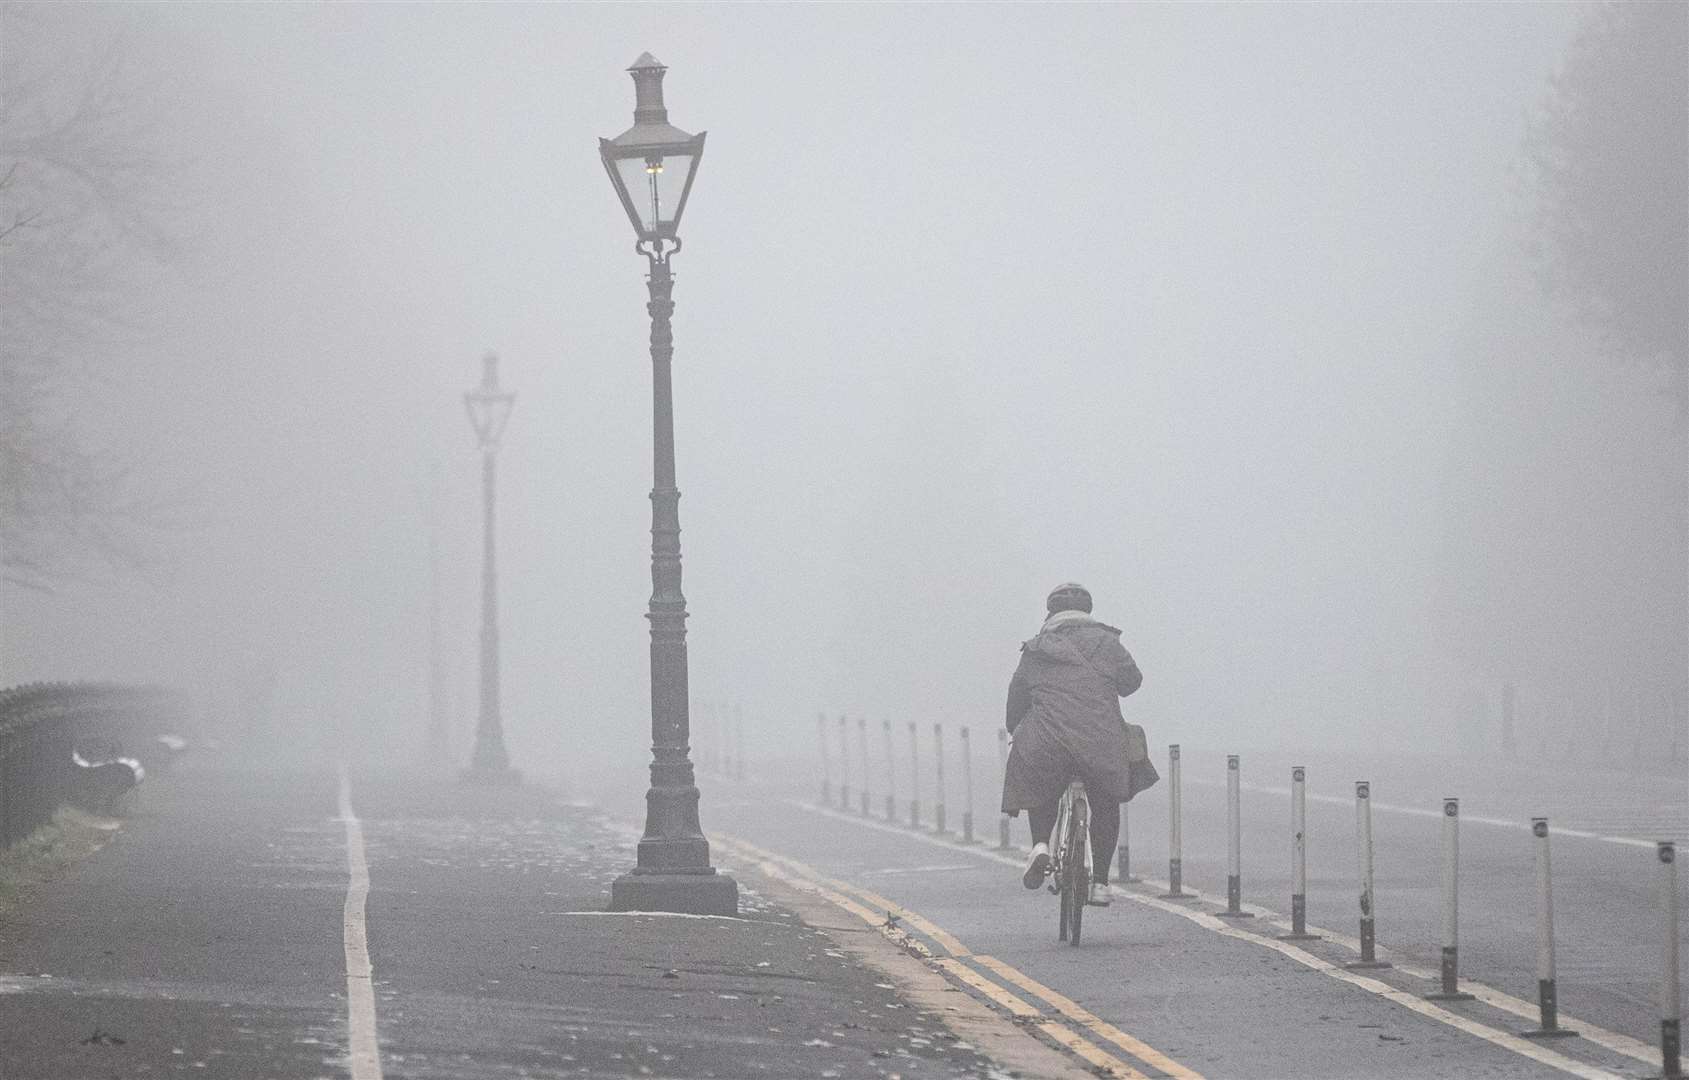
[337,766,384,1080]
[782,797,1632,1079]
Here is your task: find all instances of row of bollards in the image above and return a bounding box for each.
[1195,747,1680,1073]
[813,723,1683,1076]
[696,701,745,780]
[816,715,995,846]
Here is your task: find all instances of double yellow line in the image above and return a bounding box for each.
[713,832,1204,1080]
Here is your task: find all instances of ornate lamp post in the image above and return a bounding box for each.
[462,351,520,786]
[601,53,736,915]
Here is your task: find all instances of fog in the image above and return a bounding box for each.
[3,2,1683,778]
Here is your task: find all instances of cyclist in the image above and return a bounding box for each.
[1002,583,1157,906]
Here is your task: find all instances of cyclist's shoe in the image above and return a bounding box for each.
[1022,844,1051,890]
[1088,882,1112,907]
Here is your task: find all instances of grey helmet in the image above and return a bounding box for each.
[1045,582,1093,615]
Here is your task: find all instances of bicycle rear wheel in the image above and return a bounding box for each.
[1064,796,1089,946]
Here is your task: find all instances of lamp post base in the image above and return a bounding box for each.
[610,869,739,916]
[460,765,523,787]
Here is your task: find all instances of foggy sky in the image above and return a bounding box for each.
[5,2,1678,775]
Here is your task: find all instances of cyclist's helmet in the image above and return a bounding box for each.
[1045,582,1093,615]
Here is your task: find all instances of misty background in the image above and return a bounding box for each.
[3,3,1683,779]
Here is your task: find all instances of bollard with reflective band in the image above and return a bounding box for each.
[719,703,731,779]
[997,729,1012,850]
[1523,818,1576,1038]
[1279,766,1320,940]
[882,719,897,823]
[1160,745,1190,899]
[1219,755,1254,918]
[1346,781,1391,969]
[856,716,870,816]
[837,715,851,812]
[933,723,948,834]
[959,726,976,843]
[1426,797,1475,1000]
[1119,799,1140,883]
[818,713,831,806]
[907,721,921,828]
[1660,841,1682,1079]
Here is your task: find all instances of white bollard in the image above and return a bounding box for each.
[1345,780,1391,969]
[907,720,921,828]
[1278,766,1319,940]
[818,712,831,806]
[734,705,746,781]
[1119,799,1139,883]
[997,729,1012,850]
[837,715,851,811]
[1160,744,1189,899]
[1660,840,1682,1078]
[933,722,947,834]
[1219,754,1253,918]
[960,726,976,844]
[1426,797,1475,1000]
[856,716,870,816]
[1522,818,1575,1038]
[882,718,897,823]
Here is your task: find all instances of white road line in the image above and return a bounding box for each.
[784,797,1646,1075]
[337,766,384,1080]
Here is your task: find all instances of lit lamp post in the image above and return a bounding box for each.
[600,53,736,915]
[462,351,520,786]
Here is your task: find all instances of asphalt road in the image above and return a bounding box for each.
[631,741,1686,1080]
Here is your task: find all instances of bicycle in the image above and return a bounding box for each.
[1049,780,1091,945]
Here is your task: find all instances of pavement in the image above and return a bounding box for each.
[0,756,1083,1080]
[0,746,1679,1080]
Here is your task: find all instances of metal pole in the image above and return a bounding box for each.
[734,704,745,781]
[1279,766,1319,940]
[1661,840,1682,1078]
[997,729,1012,850]
[907,720,921,828]
[857,715,870,816]
[1160,745,1189,899]
[1346,781,1391,969]
[818,712,831,805]
[838,714,851,812]
[1523,818,1575,1037]
[464,430,516,780]
[960,726,975,844]
[1426,797,1474,999]
[1118,800,1133,883]
[1220,754,1253,918]
[705,701,719,777]
[934,722,947,834]
[883,719,896,822]
[607,241,736,914]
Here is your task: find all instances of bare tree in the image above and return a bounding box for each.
[1527,1,1689,409]
[0,6,188,591]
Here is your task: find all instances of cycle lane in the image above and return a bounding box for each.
[705,785,1640,1080]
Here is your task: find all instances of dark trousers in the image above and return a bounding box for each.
[1028,799,1120,885]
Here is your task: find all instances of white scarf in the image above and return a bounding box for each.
[1041,609,1095,632]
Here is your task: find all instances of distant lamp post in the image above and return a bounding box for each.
[462,351,520,786]
[600,53,736,915]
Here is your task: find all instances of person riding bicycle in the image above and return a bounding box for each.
[1002,583,1157,906]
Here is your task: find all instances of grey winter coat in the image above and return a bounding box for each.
[999,612,1158,812]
